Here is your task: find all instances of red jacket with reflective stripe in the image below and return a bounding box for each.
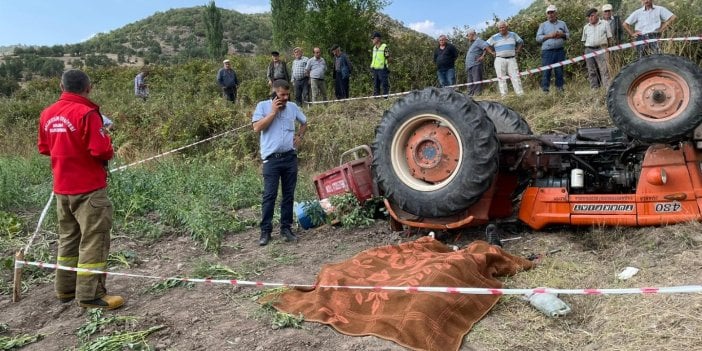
[38,92,113,195]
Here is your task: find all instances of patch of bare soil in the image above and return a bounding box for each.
[2,220,702,350]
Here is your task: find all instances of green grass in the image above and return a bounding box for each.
[76,309,138,342]
[108,157,264,251]
[145,278,195,294]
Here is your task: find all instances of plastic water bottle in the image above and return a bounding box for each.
[526,292,571,317]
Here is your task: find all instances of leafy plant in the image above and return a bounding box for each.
[271,312,304,329]
[145,278,194,294]
[77,325,164,351]
[192,262,244,280]
[301,201,326,227]
[107,250,138,269]
[327,193,376,228]
[0,333,43,350]
[76,308,138,342]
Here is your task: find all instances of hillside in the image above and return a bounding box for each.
[74,6,431,63]
[80,7,273,60]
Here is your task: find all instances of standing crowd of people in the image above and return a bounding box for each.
[41,0,677,311]
[462,1,675,97]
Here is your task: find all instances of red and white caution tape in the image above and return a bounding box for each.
[23,124,253,255]
[15,260,702,296]
[109,124,250,173]
[309,36,702,105]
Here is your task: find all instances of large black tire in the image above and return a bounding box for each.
[372,88,499,217]
[478,100,532,134]
[607,55,702,142]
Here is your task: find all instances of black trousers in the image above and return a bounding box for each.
[222,87,237,102]
[293,77,309,106]
[372,68,389,96]
[260,152,298,234]
[334,74,350,99]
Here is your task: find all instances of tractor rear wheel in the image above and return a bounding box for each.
[478,100,532,134]
[607,55,702,142]
[372,88,499,217]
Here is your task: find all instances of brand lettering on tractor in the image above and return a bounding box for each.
[572,204,635,212]
[654,202,682,213]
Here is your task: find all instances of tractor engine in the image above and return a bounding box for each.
[501,127,647,195]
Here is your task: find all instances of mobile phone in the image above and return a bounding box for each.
[270,91,277,100]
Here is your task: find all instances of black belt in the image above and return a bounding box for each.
[312,78,324,81]
[266,150,296,160]
[638,33,660,39]
[585,46,603,49]
[497,56,515,59]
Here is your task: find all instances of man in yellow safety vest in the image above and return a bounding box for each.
[370,32,390,96]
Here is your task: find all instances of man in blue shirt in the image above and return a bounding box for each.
[252,80,308,246]
[465,29,489,96]
[536,4,570,93]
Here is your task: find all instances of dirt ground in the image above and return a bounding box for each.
[2,218,702,350]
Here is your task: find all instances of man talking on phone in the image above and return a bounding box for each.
[252,80,308,246]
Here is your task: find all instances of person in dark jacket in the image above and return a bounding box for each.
[331,44,353,99]
[217,59,239,103]
[267,51,290,88]
[433,34,459,87]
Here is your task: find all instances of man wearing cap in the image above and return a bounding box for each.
[370,32,390,96]
[433,34,459,88]
[582,8,612,89]
[217,59,239,103]
[305,47,327,102]
[267,51,290,88]
[486,21,525,98]
[331,45,353,99]
[623,0,676,58]
[536,4,570,93]
[291,47,309,106]
[465,29,489,96]
[602,4,616,37]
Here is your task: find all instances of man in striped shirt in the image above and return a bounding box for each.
[582,8,612,88]
[486,21,524,97]
[291,47,309,106]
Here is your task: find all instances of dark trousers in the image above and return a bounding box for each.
[372,68,389,96]
[466,64,483,96]
[260,152,298,234]
[223,87,237,102]
[293,78,309,106]
[334,74,350,99]
[436,68,456,87]
[540,48,565,92]
[635,33,661,58]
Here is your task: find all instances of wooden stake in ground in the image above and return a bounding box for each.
[12,250,24,302]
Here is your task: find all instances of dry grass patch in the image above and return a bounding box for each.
[465,222,702,350]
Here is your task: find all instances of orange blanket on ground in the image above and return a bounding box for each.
[268,237,534,351]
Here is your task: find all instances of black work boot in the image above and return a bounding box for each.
[259,232,271,246]
[281,228,298,242]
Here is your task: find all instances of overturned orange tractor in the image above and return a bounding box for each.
[371,55,702,231]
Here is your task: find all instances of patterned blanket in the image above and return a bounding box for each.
[266,237,533,351]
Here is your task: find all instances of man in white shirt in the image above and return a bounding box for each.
[582,8,612,88]
[623,0,676,57]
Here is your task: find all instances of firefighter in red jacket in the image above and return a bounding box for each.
[38,69,124,310]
